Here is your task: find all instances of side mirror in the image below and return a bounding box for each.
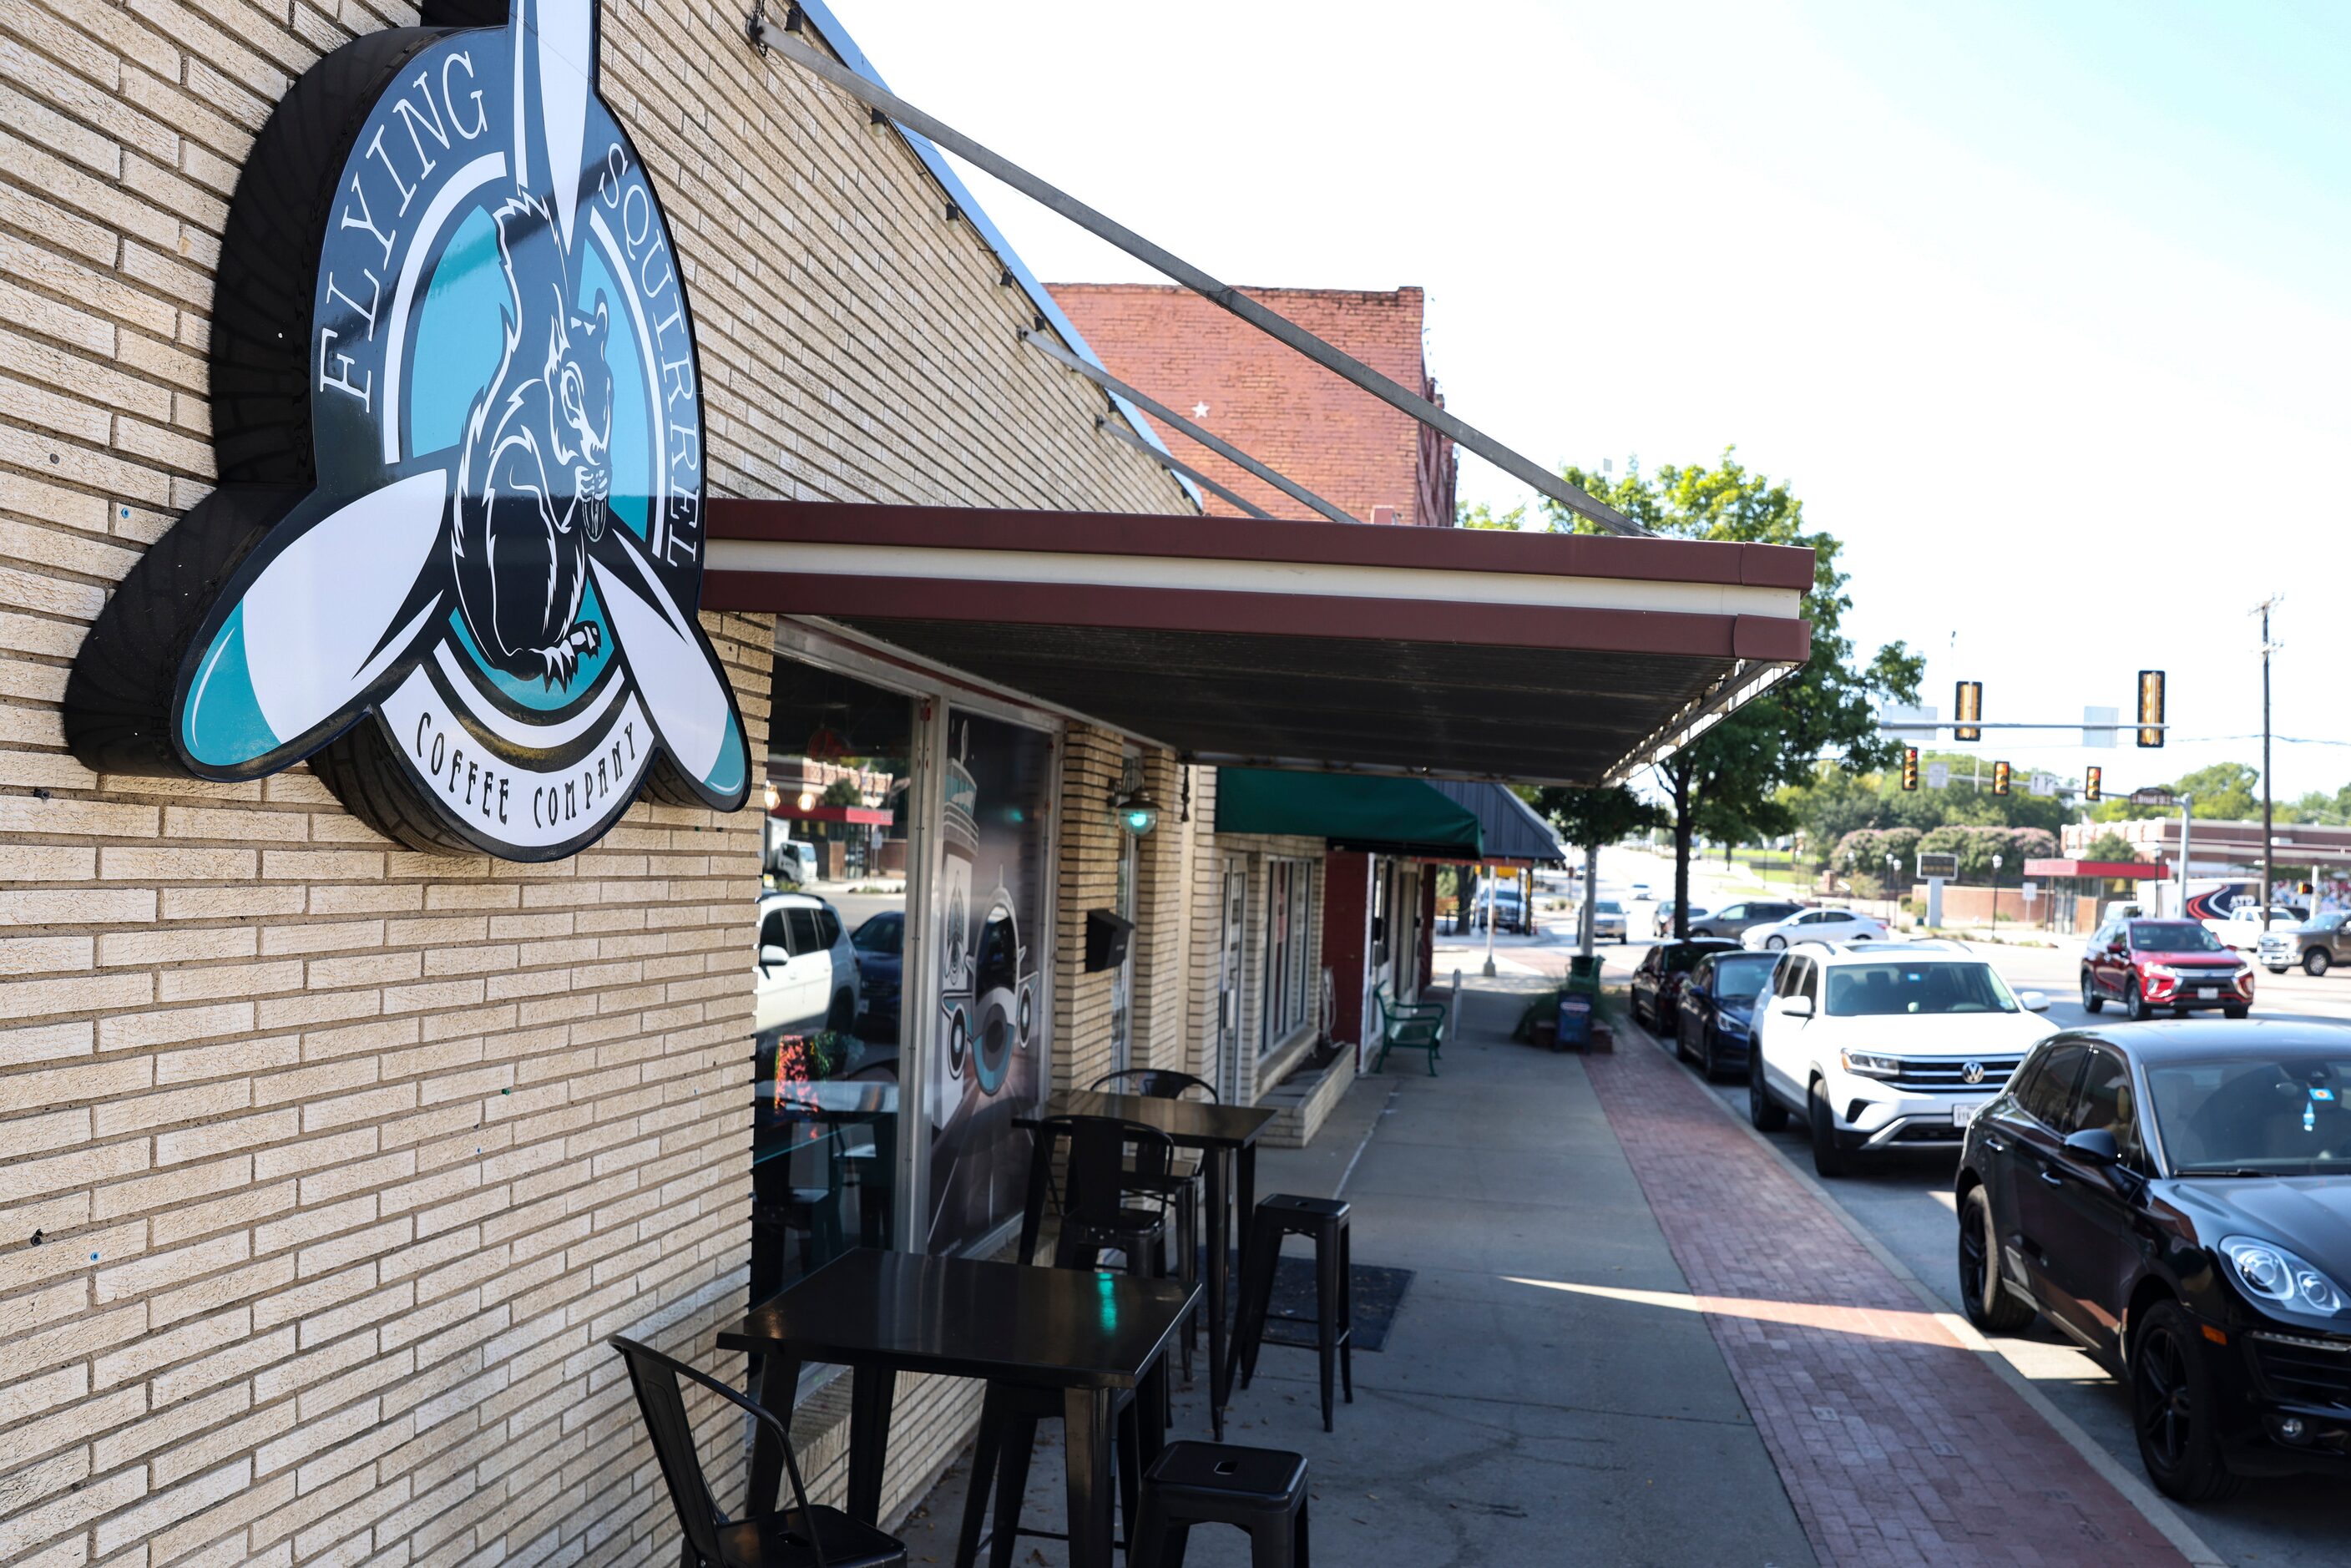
[2062,1126,2119,1167]
[2107,939,2128,953]
[1777,995,1814,1019]
[2019,990,2050,1013]
[758,943,789,972]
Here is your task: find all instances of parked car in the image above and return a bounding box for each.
[1629,882,1653,900]
[754,891,861,1037]
[2261,912,2349,977]
[2081,918,2254,1021]
[1749,940,2055,1176]
[1466,887,1532,933]
[1957,1023,2351,1500]
[849,909,905,1036]
[1687,899,1803,940]
[1676,949,1782,1080]
[1742,907,1888,950]
[1652,899,1710,938]
[1589,898,1626,943]
[1630,938,1738,1035]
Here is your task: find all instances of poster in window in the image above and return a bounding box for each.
[928,711,1054,1254]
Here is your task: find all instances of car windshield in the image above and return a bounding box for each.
[1712,957,1777,1001]
[852,913,902,954]
[2131,921,2223,952]
[1596,901,1622,914]
[1822,961,2018,1016]
[2307,914,2348,933]
[2148,1052,2351,1176]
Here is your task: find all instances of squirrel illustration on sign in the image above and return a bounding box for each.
[450,190,614,689]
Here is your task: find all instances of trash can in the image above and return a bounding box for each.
[1555,992,1594,1053]
[1565,954,1602,995]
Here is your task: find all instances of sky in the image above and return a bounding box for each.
[828,0,2351,798]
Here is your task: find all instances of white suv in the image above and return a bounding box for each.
[1747,941,2055,1176]
[754,892,861,1038]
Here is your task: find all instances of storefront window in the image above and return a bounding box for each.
[927,709,1055,1255]
[752,658,914,1308]
[1263,857,1317,1052]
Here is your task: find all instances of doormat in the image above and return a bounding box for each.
[1199,1249,1413,1353]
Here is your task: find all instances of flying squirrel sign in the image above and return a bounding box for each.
[65,0,749,861]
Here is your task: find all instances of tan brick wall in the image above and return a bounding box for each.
[1050,726,1123,1094]
[0,2,1189,1565]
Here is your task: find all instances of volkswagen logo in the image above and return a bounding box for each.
[1961,1060,1986,1085]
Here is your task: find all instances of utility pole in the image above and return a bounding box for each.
[2254,596,2283,929]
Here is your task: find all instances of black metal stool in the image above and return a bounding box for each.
[952,1380,1147,1568]
[1130,1441,1309,1568]
[1235,1194,1352,1432]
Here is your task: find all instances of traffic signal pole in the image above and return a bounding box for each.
[2257,596,2280,930]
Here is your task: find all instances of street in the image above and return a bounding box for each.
[1435,844,2351,1568]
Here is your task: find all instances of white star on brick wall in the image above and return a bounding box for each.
[1193,402,1210,419]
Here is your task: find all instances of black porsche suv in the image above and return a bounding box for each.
[1955,1022,2351,1500]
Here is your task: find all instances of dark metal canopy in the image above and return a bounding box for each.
[705,500,1813,787]
[1429,781,1569,865]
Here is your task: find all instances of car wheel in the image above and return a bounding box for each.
[2223,1005,2248,1019]
[2126,979,2155,1023]
[1673,1020,1694,1064]
[1700,1026,1719,1082]
[1959,1187,2035,1332]
[1807,1078,1848,1177]
[826,991,854,1032]
[2308,948,2332,979]
[2131,1300,2242,1503]
[2079,970,2103,1014]
[1748,1052,1788,1132]
[2267,965,2288,975]
[1766,934,1787,950]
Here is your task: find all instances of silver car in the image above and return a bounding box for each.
[2259,913,2347,977]
[1686,899,1804,941]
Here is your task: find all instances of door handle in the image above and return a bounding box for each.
[2039,1169,2065,1187]
[1979,1135,2006,1153]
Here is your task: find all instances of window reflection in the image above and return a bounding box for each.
[752,658,913,1308]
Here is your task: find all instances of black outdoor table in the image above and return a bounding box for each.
[1015,1089,1277,1439]
[720,1247,1195,1568]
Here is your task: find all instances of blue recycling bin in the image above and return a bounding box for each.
[1555,993,1594,1053]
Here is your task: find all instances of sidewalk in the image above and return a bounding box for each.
[893,979,1813,1565]
[889,977,2188,1565]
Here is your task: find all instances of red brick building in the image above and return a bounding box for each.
[1050,283,1459,526]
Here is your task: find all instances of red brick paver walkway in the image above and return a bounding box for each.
[1585,1034,2189,1568]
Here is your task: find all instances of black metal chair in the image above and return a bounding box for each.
[609,1335,907,1568]
[1093,1070,1216,1378]
[1130,1441,1310,1568]
[1235,1194,1354,1432]
[1039,1114,1174,1277]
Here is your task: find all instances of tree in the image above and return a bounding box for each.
[1546,450,1924,938]
[2083,830,2143,863]
[1534,785,1666,852]
[820,777,864,807]
[1457,500,1527,531]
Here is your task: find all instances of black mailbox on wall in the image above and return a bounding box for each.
[1084,909,1135,973]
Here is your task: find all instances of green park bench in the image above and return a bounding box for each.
[1372,982,1446,1075]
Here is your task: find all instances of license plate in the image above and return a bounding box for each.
[2197,987,2217,999]
[1953,1103,1984,1127]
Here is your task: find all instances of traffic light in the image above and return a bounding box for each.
[1901,747,1919,791]
[2136,670,2166,748]
[2084,766,2101,803]
[1954,680,1982,743]
[1993,760,2012,796]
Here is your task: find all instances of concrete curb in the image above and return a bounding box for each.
[1628,1019,2230,1568]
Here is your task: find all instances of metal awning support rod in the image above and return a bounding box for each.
[753,23,1651,539]
[1095,419,1272,518]
[1600,659,1798,787]
[1023,331,1358,526]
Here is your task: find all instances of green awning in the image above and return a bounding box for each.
[1215,769,1483,857]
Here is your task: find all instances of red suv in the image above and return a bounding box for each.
[2081,918,2252,1020]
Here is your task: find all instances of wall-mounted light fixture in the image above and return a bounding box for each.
[1111,785,1160,837]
